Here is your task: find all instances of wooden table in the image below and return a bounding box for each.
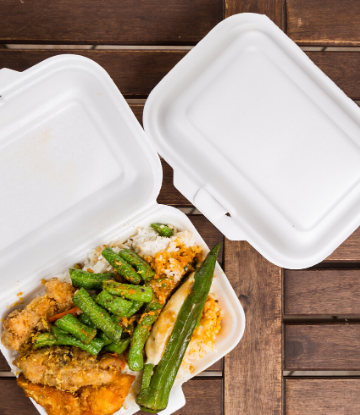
[1,1,360,414]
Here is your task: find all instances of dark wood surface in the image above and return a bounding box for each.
[286,0,360,46]
[0,378,222,415]
[0,0,222,45]
[285,324,360,371]
[325,227,360,261]
[285,378,360,415]
[284,270,360,316]
[224,240,282,415]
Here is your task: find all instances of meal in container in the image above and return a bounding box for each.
[1,223,222,415]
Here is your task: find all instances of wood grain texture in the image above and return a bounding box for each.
[325,226,360,261]
[285,378,360,415]
[224,240,282,415]
[284,270,360,316]
[0,0,222,45]
[0,353,10,371]
[285,324,360,370]
[305,52,360,101]
[287,0,360,46]
[0,49,186,97]
[0,378,222,415]
[225,0,282,28]
[129,104,144,126]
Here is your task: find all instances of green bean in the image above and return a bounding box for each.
[79,313,112,345]
[103,281,153,303]
[117,249,155,281]
[128,310,161,371]
[136,243,220,412]
[103,338,131,355]
[102,247,141,284]
[72,288,122,344]
[150,223,174,237]
[34,333,58,349]
[124,301,144,318]
[141,363,154,390]
[51,327,104,356]
[95,290,133,317]
[54,313,97,344]
[69,268,115,290]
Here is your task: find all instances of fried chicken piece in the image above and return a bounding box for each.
[17,373,135,415]
[17,374,82,415]
[14,346,126,392]
[1,278,75,351]
[80,375,135,415]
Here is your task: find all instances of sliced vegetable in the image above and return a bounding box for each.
[103,280,153,303]
[128,310,161,371]
[102,247,141,284]
[95,290,133,317]
[151,223,174,237]
[103,338,131,355]
[34,333,58,349]
[136,243,220,412]
[69,268,115,290]
[117,249,155,281]
[79,313,112,345]
[72,288,122,344]
[48,306,80,323]
[54,313,97,344]
[52,326,104,356]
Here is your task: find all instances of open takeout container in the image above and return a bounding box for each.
[1,11,360,414]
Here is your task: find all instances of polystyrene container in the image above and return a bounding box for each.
[0,54,244,414]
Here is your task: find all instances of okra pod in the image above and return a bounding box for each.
[117,249,155,281]
[151,223,174,237]
[128,310,161,371]
[103,280,153,303]
[52,326,104,356]
[69,268,115,290]
[78,313,112,345]
[136,243,220,412]
[95,290,133,317]
[72,288,122,344]
[103,338,131,355]
[34,333,58,349]
[102,247,141,284]
[54,313,97,344]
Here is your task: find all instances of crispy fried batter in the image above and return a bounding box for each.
[17,373,135,415]
[14,346,126,392]
[1,278,75,351]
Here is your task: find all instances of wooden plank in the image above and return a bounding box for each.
[0,353,10,371]
[325,226,360,261]
[129,104,144,126]
[225,0,282,29]
[0,0,222,45]
[0,49,186,97]
[305,52,360,101]
[0,377,222,415]
[285,378,360,415]
[287,0,360,46]
[224,240,282,415]
[285,324,360,370]
[284,270,360,316]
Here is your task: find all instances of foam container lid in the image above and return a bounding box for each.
[144,13,360,269]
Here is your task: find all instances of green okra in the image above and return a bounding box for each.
[95,290,133,317]
[103,280,153,303]
[150,223,174,237]
[103,338,131,355]
[117,249,155,281]
[34,333,58,349]
[79,313,112,345]
[72,288,122,344]
[128,310,161,372]
[136,243,220,412]
[69,268,115,290]
[52,326,104,356]
[102,247,141,284]
[54,313,97,344]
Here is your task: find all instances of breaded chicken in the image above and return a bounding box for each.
[17,373,135,415]
[14,346,126,392]
[1,278,75,351]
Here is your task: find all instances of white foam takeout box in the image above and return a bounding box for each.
[1,12,360,414]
